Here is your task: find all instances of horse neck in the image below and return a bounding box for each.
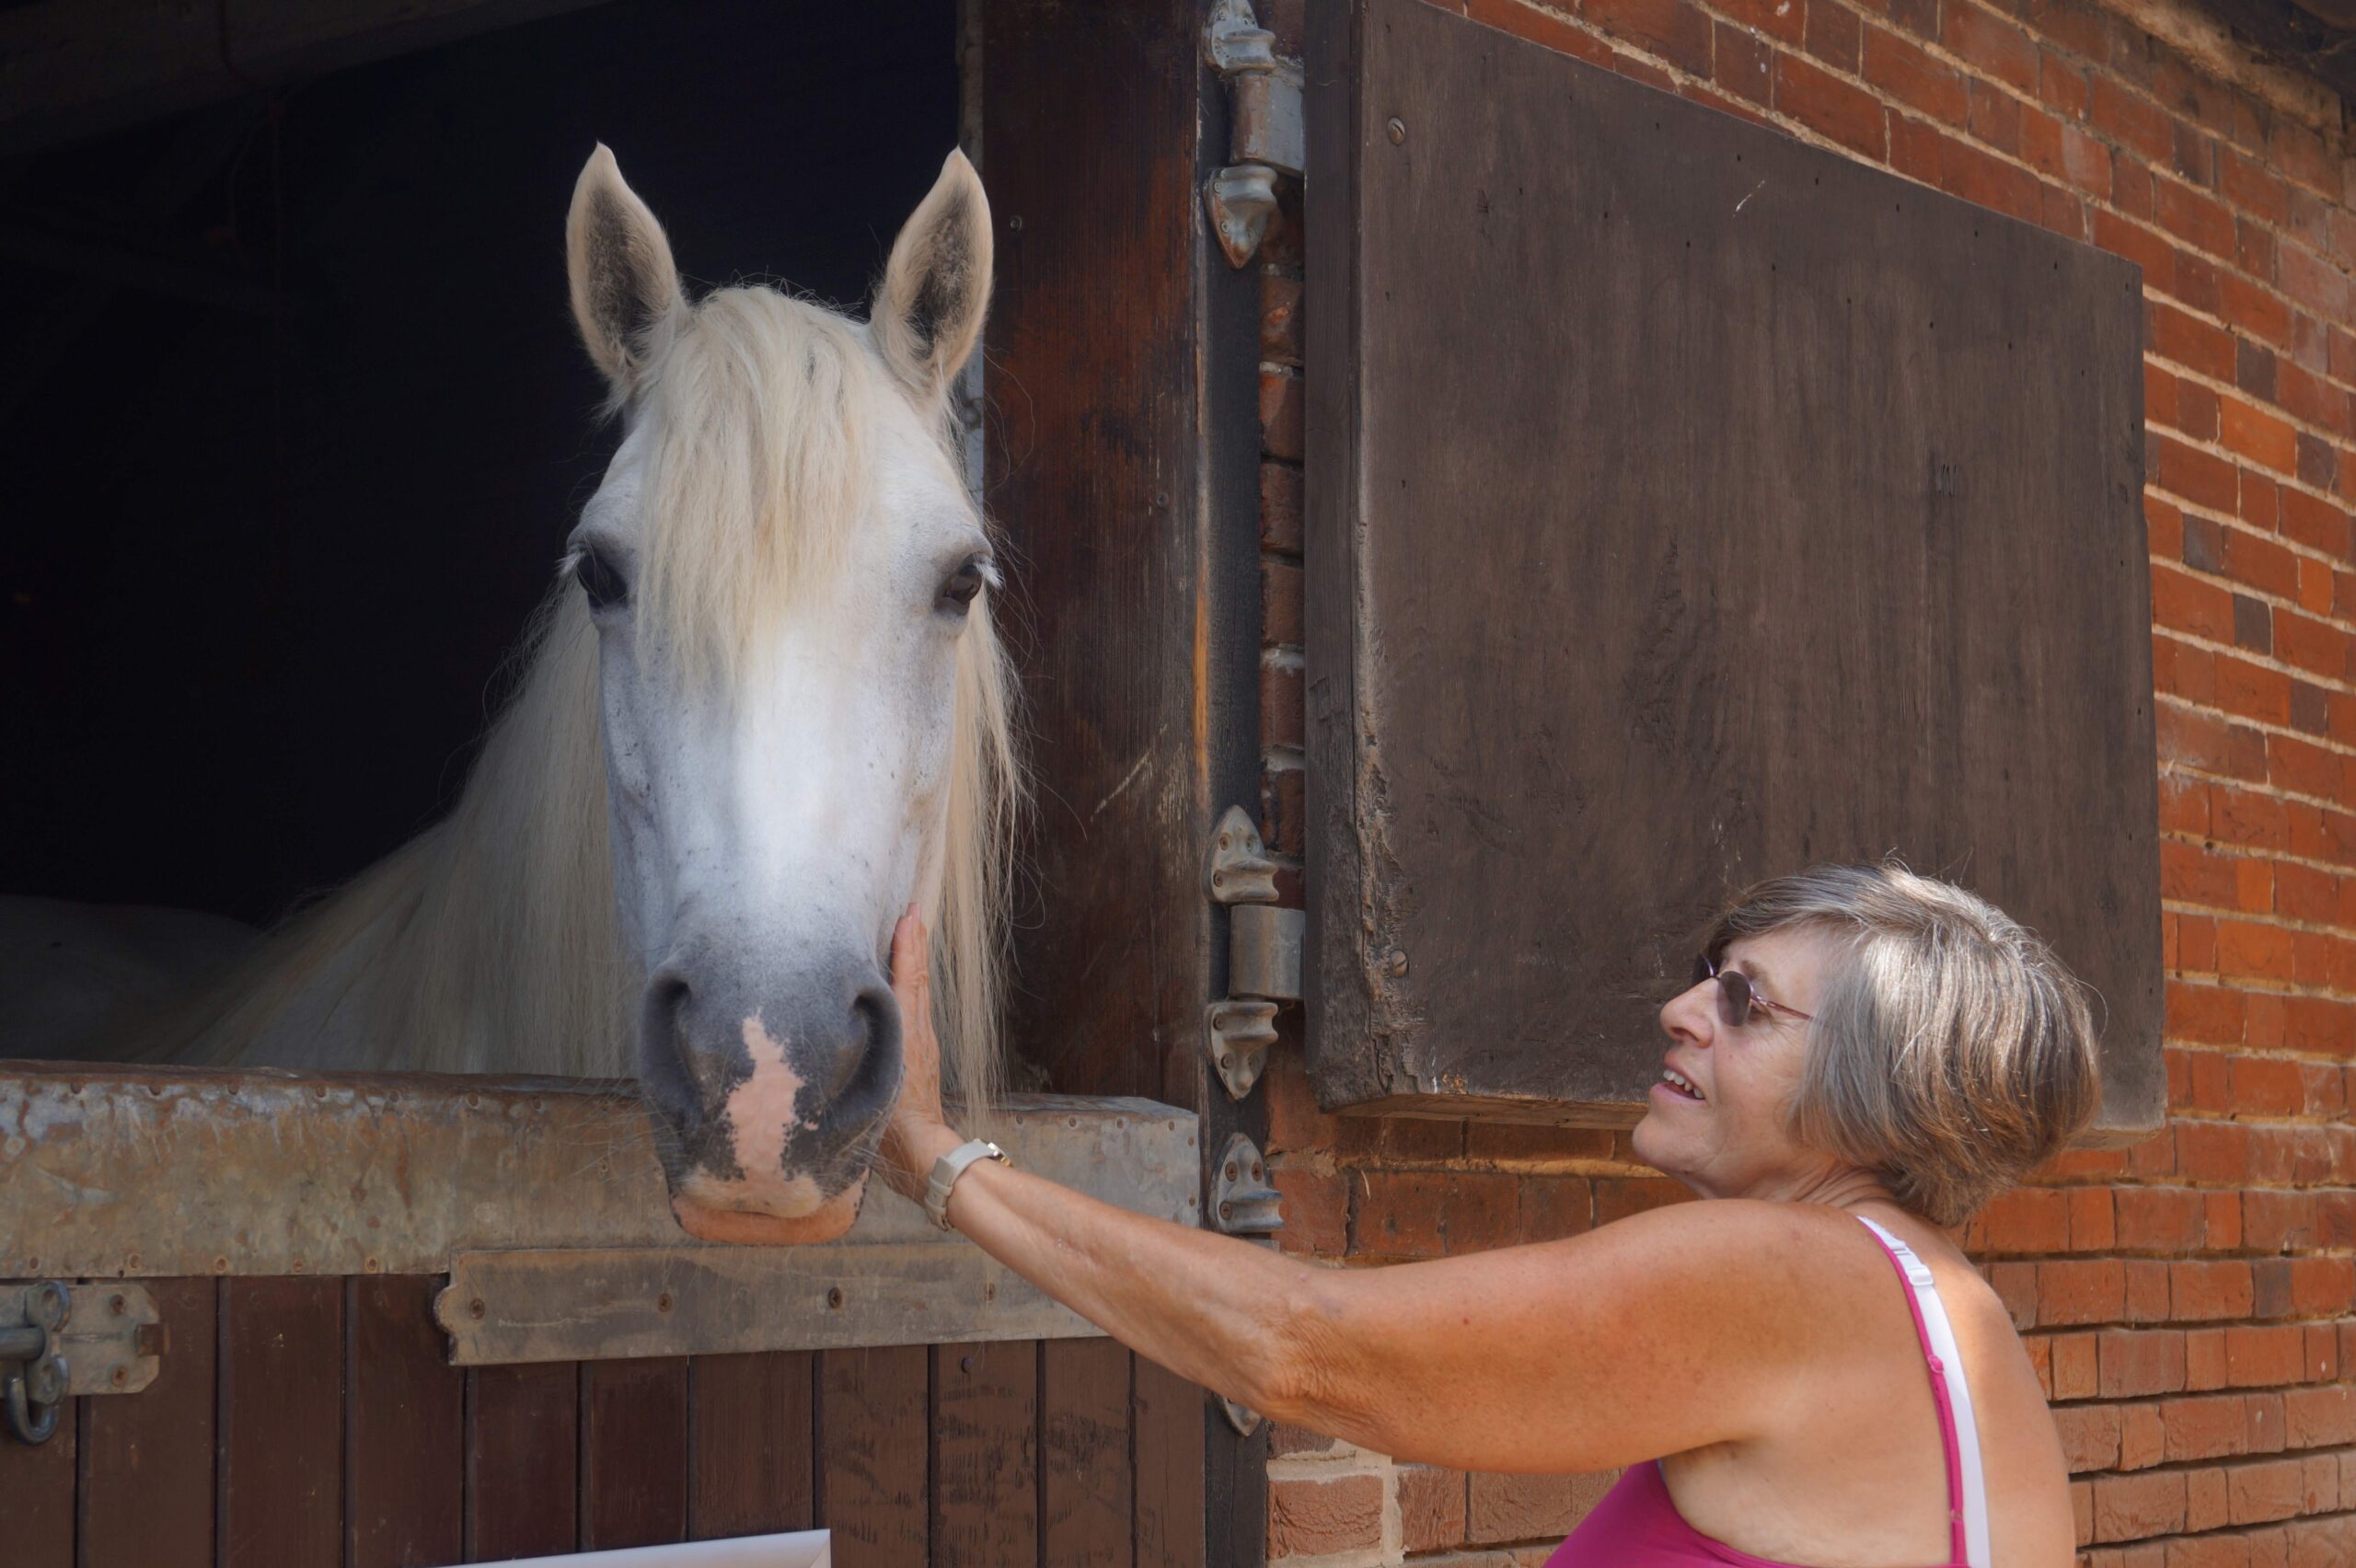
[196,594,630,1075]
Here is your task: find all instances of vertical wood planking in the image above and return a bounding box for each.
[349,1275,464,1568]
[0,1388,75,1568]
[930,1339,1037,1567]
[1131,1355,1206,1568]
[979,0,1216,1107]
[466,1361,578,1562]
[815,1345,928,1568]
[1043,1338,1133,1567]
[579,1358,689,1551]
[220,1276,343,1567]
[81,1276,216,1568]
[687,1350,814,1539]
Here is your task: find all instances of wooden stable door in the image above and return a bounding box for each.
[1305,0,2161,1132]
[5,1274,1196,1567]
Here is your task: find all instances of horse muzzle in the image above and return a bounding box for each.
[638,950,904,1242]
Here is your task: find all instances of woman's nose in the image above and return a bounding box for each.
[1659,982,1714,1044]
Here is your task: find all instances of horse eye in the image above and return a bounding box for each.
[573,547,629,611]
[938,559,987,613]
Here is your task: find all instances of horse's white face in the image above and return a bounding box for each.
[562,146,995,1243]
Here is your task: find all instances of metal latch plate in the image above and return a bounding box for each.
[2,1281,165,1398]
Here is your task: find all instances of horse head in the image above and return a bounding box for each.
[561,145,1013,1243]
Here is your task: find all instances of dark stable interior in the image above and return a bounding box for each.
[1,0,958,928]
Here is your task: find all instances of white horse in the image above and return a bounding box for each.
[20,146,1018,1244]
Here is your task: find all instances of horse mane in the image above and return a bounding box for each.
[135,284,1020,1108]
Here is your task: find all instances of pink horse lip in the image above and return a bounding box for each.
[671,1174,868,1245]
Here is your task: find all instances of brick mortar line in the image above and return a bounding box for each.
[2142,410,2356,531]
[2146,353,2356,477]
[2145,481,2356,591]
[2155,770,2356,833]
[2153,624,2356,709]
[2155,696,2356,770]
[2153,872,2356,939]
[2154,847,2356,896]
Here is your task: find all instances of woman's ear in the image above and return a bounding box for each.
[872,149,993,407]
[566,144,687,402]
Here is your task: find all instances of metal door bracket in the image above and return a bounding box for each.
[1205,0,1303,266]
[1207,1134,1282,1435]
[1,1281,164,1445]
[1206,806,1304,1099]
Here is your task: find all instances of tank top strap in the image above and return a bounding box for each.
[1854,1215,1992,1568]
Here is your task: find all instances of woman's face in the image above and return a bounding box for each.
[1631,925,1847,1201]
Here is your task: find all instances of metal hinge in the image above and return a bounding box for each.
[1208,1133,1282,1435]
[1204,0,1304,267]
[1206,805,1303,1099]
[1,1281,167,1445]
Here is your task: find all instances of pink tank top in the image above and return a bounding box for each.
[1544,1215,1992,1568]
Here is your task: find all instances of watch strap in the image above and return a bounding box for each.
[924,1138,1010,1230]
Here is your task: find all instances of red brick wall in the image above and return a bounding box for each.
[1252,0,2356,1561]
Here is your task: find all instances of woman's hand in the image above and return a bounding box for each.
[880,905,964,1203]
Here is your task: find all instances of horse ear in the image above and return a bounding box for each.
[566,144,687,399]
[873,149,993,404]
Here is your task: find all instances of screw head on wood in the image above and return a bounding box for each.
[826,1287,845,1309]
[1387,117,1407,144]
[1385,948,1411,977]
[468,1297,487,1320]
[656,1293,673,1315]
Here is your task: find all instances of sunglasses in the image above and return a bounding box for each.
[1692,952,1814,1031]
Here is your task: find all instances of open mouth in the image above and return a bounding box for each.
[1657,1066,1705,1102]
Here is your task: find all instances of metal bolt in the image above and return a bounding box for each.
[656,1292,673,1315]
[1009,214,1023,231]
[826,1287,845,1309]
[1219,1201,1234,1219]
[1224,1160,1239,1182]
[1252,1162,1264,1181]
[109,1294,127,1317]
[110,1366,127,1389]
[468,1297,487,1321]
[1387,117,1407,144]
[1385,948,1410,977]
[960,1355,975,1374]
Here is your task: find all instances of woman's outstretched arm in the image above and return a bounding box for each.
[879,912,1847,1475]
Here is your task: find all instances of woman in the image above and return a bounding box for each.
[881,863,2097,1567]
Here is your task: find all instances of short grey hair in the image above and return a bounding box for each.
[1698,862,2100,1227]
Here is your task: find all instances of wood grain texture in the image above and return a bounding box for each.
[930,1340,1037,1567]
[465,1361,577,1562]
[1043,1338,1133,1567]
[1131,1356,1206,1568]
[350,1275,465,1568]
[688,1351,814,1539]
[1305,0,2159,1130]
[0,1382,74,1568]
[220,1276,343,1567]
[580,1358,690,1550]
[81,1276,216,1568]
[978,0,1213,1107]
[816,1345,929,1567]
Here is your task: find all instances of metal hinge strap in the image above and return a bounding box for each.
[1206,806,1305,1099]
[1,1280,166,1446]
[1204,0,1304,267]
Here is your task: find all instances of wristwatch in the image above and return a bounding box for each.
[923,1138,1011,1231]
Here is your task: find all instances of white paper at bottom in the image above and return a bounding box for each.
[432,1530,829,1567]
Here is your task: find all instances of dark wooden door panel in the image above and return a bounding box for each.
[581,1358,691,1550]
[931,1341,1038,1567]
[81,1276,216,1568]
[689,1350,815,1539]
[817,1344,930,1567]
[1132,1356,1207,1568]
[467,1360,579,1562]
[1306,0,2159,1130]
[351,1275,466,1568]
[1044,1338,1135,1566]
[221,1276,344,1567]
[2,1385,74,1568]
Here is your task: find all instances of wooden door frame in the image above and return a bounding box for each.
[976,0,1269,1562]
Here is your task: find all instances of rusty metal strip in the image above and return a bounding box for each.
[0,1064,1198,1279]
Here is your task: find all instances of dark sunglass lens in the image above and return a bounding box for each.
[1715,972,1755,1029]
